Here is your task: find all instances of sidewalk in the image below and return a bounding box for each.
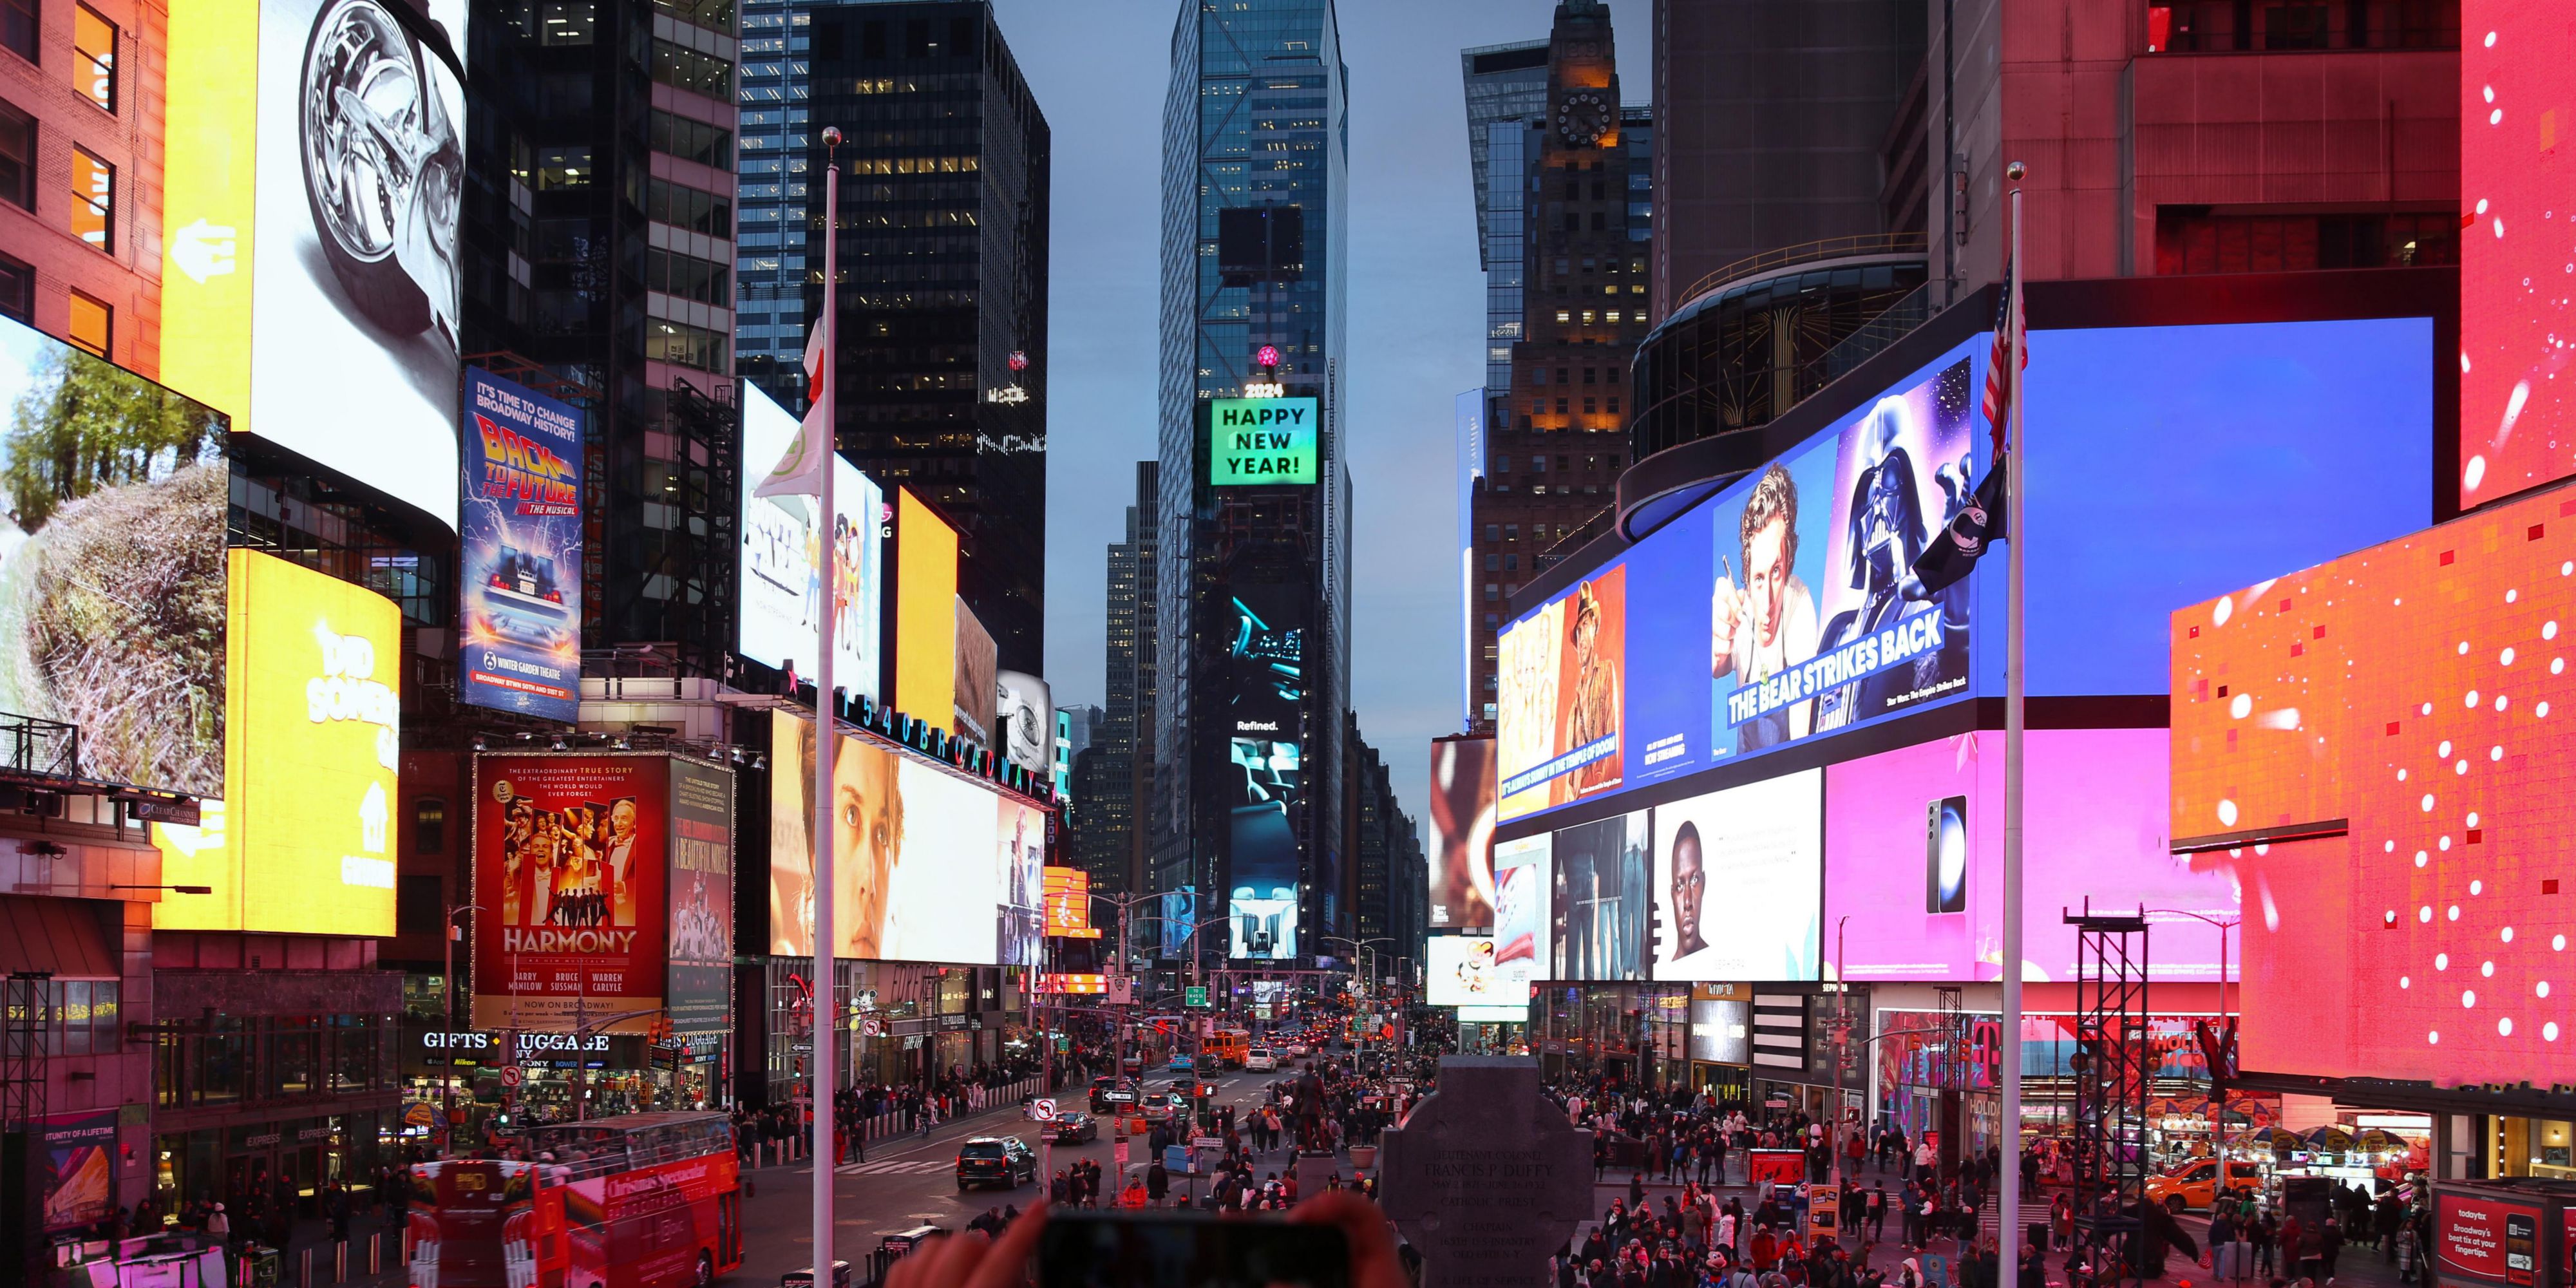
[748,1075,1056,1175]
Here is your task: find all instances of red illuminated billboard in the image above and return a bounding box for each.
[471,754,672,1034]
[2171,484,2576,1084]
[2435,1188,2545,1288]
[2461,1,2576,508]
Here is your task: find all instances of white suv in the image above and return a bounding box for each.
[1244,1048,1278,1072]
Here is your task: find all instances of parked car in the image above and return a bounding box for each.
[956,1137,1037,1191]
[2146,1159,2266,1213]
[1046,1112,1098,1144]
[1244,1048,1278,1072]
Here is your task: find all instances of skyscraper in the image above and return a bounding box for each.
[1461,40,1551,400]
[802,2,1051,673]
[1155,0,1350,960]
[1081,461,1159,902]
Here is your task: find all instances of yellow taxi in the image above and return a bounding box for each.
[2146,1159,2266,1212]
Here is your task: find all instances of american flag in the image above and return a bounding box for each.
[1981,255,2024,457]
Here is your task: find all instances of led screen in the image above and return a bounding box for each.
[470,753,670,1032]
[2170,483,2576,1083]
[1208,397,1319,485]
[895,489,959,723]
[460,368,582,720]
[765,712,1040,967]
[1427,737,1497,929]
[167,0,467,528]
[1159,886,1198,960]
[665,757,735,1036]
[1689,998,1750,1064]
[737,384,882,697]
[0,315,227,797]
[1227,581,1304,960]
[154,551,399,935]
[996,670,1052,776]
[1824,728,2235,982]
[1492,834,1551,993]
[955,598,998,747]
[1549,808,1649,981]
[1426,934,1502,1007]
[2461,1,2576,507]
[1649,770,1823,981]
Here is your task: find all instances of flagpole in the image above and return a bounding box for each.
[811,125,842,1288]
[1999,160,2028,1274]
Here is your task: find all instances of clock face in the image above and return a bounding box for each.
[1556,91,1611,146]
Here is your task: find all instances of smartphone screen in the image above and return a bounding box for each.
[1037,1210,1350,1288]
[1926,795,1968,913]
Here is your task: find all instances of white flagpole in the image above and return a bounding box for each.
[811,126,842,1287]
[2000,160,2028,1273]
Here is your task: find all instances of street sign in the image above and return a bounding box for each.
[862,1018,884,1037]
[1032,1098,1057,1121]
[1184,985,1209,1008]
[498,1066,524,1089]
[1191,1136,1223,1150]
[1113,1141,1130,1170]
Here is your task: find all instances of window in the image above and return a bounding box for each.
[649,178,732,237]
[535,145,592,190]
[1554,368,1568,384]
[0,253,28,322]
[1582,367,1597,385]
[1,0,31,63]
[40,980,119,1055]
[650,40,732,97]
[65,290,109,357]
[536,0,594,44]
[648,318,729,372]
[0,99,30,210]
[1482,554,1500,572]
[1531,366,1546,386]
[72,6,113,113]
[70,146,113,251]
[1504,525,1517,542]
[1555,398,1568,415]
[1482,524,1500,542]
[2155,207,2458,274]
[650,0,733,30]
[651,111,734,168]
[646,247,729,305]
[414,796,447,854]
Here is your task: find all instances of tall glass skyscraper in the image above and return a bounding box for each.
[734,0,821,410]
[1154,0,1350,961]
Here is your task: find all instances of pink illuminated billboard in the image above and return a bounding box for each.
[2461,1,2576,507]
[1823,728,2238,982]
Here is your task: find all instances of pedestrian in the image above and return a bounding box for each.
[1147,1159,1170,1208]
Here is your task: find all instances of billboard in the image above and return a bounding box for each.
[1649,770,1822,981]
[764,713,1040,967]
[737,383,882,698]
[471,754,670,1032]
[1824,728,2234,982]
[39,1110,117,1233]
[1496,566,1625,818]
[1426,934,1502,1007]
[1688,998,1750,1065]
[1427,737,1496,929]
[460,368,582,720]
[1226,581,1305,960]
[1208,396,1319,485]
[2461,1,2576,507]
[996,670,1052,777]
[0,314,229,796]
[1492,834,1551,997]
[163,0,468,529]
[1549,808,1650,981]
[153,551,401,934]
[954,598,998,748]
[2170,482,2576,1084]
[1044,866,1101,938]
[895,488,958,723]
[1159,886,1198,960]
[664,757,735,1036]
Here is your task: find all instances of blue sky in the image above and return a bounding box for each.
[1001,0,1649,827]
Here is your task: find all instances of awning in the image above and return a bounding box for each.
[0,895,118,977]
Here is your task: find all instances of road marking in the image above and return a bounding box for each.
[840,1159,952,1175]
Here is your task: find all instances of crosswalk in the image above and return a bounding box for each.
[835,1159,956,1177]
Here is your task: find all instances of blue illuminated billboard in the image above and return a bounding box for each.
[459,368,584,721]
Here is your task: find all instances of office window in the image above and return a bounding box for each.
[0,99,29,210]
[66,290,109,356]
[1,0,31,63]
[73,6,113,112]
[650,0,732,30]
[648,178,732,237]
[72,149,115,249]
[535,145,592,190]
[650,40,732,98]
[650,111,733,168]
[0,253,29,322]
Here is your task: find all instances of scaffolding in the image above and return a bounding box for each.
[2067,905,2152,1282]
[3,971,51,1274]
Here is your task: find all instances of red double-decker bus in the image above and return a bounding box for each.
[409,1112,743,1288]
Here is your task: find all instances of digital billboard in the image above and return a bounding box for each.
[1044,866,1102,938]
[1208,397,1319,486]
[1688,998,1750,1065]
[1226,581,1305,960]
[460,368,582,720]
[1823,728,2235,982]
[2170,482,2576,1084]
[996,670,1052,777]
[1550,809,1649,981]
[470,754,670,1032]
[1492,834,1551,995]
[954,598,998,748]
[0,315,228,797]
[665,757,735,1036]
[737,384,882,699]
[2461,1,2576,507]
[1159,886,1198,960]
[163,0,468,529]
[764,712,1040,967]
[1649,770,1822,981]
[895,488,959,724]
[1426,934,1502,1008]
[153,551,400,935]
[1426,736,1497,929]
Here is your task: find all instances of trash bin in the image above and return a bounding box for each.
[781,1259,851,1288]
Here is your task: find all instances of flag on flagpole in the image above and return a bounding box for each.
[1980,254,2025,457]
[755,325,832,499]
[1909,262,2023,597]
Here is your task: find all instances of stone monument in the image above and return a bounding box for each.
[1379,1056,1593,1287]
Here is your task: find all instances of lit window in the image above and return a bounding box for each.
[1580,310,1595,325]
[70,147,112,251]
[1555,310,1570,323]
[1606,310,1622,323]
[66,290,109,357]
[73,6,114,113]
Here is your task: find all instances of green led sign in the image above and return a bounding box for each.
[1208,397,1319,486]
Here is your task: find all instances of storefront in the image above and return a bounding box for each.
[152,1111,383,1217]
[1688,984,1752,1102]
[1533,983,1690,1090]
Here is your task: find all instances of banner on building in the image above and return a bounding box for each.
[471,753,674,1034]
[459,367,584,721]
[665,757,737,1036]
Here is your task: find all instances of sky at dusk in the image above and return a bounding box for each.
[998,0,1651,827]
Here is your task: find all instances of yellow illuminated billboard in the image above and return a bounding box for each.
[895,488,958,726]
[158,0,258,422]
[153,551,401,934]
